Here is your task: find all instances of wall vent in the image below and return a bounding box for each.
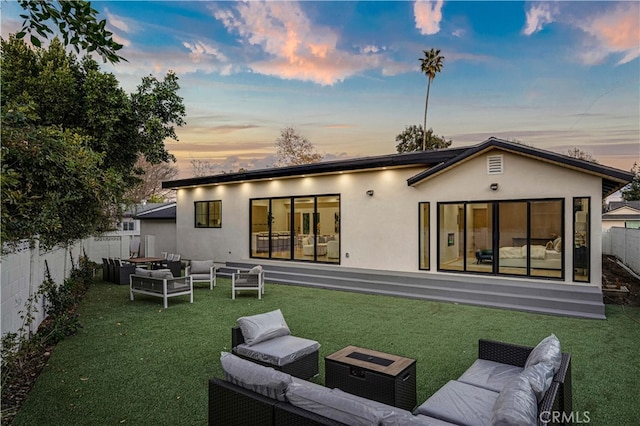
[487,155,504,175]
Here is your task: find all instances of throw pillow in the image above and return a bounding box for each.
[135,267,150,277]
[524,334,562,373]
[489,375,538,426]
[249,265,263,275]
[237,309,291,346]
[190,260,213,274]
[220,352,291,402]
[149,269,173,279]
[520,361,555,403]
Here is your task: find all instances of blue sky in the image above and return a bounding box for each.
[2,1,639,177]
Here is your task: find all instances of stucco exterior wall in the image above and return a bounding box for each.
[173,149,604,286]
[139,220,176,257]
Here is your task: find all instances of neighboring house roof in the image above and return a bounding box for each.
[162,138,634,197]
[602,214,640,221]
[607,200,640,212]
[135,202,176,220]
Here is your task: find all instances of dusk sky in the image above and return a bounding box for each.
[2,1,639,178]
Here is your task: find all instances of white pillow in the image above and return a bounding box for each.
[190,260,213,274]
[149,269,173,279]
[237,309,291,346]
[249,265,263,275]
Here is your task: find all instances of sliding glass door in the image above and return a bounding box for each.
[250,194,340,264]
[437,199,564,279]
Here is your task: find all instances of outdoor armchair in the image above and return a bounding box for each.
[232,265,264,299]
[186,259,217,290]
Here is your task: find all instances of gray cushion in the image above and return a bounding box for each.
[525,334,562,373]
[489,375,538,426]
[249,265,263,274]
[235,335,320,367]
[237,309,291,346]
[190,260,213,274]
[149,269,173,279]
[520,361,555,403]
[190,273,212,281]
[414,380,499,426]
[458,359,524,393]
[135,267,150,276]
[285,381,382,426]
[219,352,291,402]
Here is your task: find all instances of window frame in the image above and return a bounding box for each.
[194,200,222,228]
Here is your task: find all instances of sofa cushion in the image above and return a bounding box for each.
[489,375,538,426]
[190,260,213,274]
[237,309,291,346]
[249,265,263,274]
[285,381,382,426]
[149,269,173,279]
[235,335,320,367]
[414,380,499,426]
[520,361,555,403]
[524,334,561,373]
[219,352,291,402]
[135,267,150,277]
[458,359,524,393]
[321,383,456,426]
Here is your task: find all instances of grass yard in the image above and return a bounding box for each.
[11,276,640,425]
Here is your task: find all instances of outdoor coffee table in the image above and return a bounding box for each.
[325,345,416,410]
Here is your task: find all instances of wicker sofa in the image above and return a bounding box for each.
[209,337,572,426]
[129,268,193,309]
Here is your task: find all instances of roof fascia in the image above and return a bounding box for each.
[162,148,466,189]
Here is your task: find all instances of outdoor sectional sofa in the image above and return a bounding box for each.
[209,335,572,426]
[129,268,193,309]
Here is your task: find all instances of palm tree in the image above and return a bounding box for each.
[419,48,444,150]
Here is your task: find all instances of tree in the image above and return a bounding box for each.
[395,125,452,153]
[0,35,186,250]
[16,0,125,63]
[419,48,444,150]
[275,127,323,166]
[124,155,178,203]
[567,147,598,163]
[1,104,122,251]
[621,163,640,201]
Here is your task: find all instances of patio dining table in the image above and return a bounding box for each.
[127,257,166,268]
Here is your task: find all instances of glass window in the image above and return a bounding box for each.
[530,200,563,279]
[466,203,494,273]
[437,199,564,280]
[419,203,430,270]
[573,197,590,282]
[250,195,339,264]
[195,200,222,228]
[439,203,464,271]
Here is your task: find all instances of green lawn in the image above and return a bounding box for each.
[12,277,640,425]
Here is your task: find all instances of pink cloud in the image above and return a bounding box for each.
[522,2,557,36]
[577,3,640,65]
[414,0,444,36]
[213,0,400,85]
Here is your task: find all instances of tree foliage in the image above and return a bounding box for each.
[275,127,323,166]
[395,125,452,153]
[419,48,444,150]
[567,147,598,163]
[0,35,186,251]
[621,162,640,201]
[16,0,125,63]
[123,155,178,203]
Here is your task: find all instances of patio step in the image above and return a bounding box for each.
[220,261,606,319]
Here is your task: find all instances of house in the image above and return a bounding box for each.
[134,202,177,257]
[602,200,640,230]
[162,138,633,318]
